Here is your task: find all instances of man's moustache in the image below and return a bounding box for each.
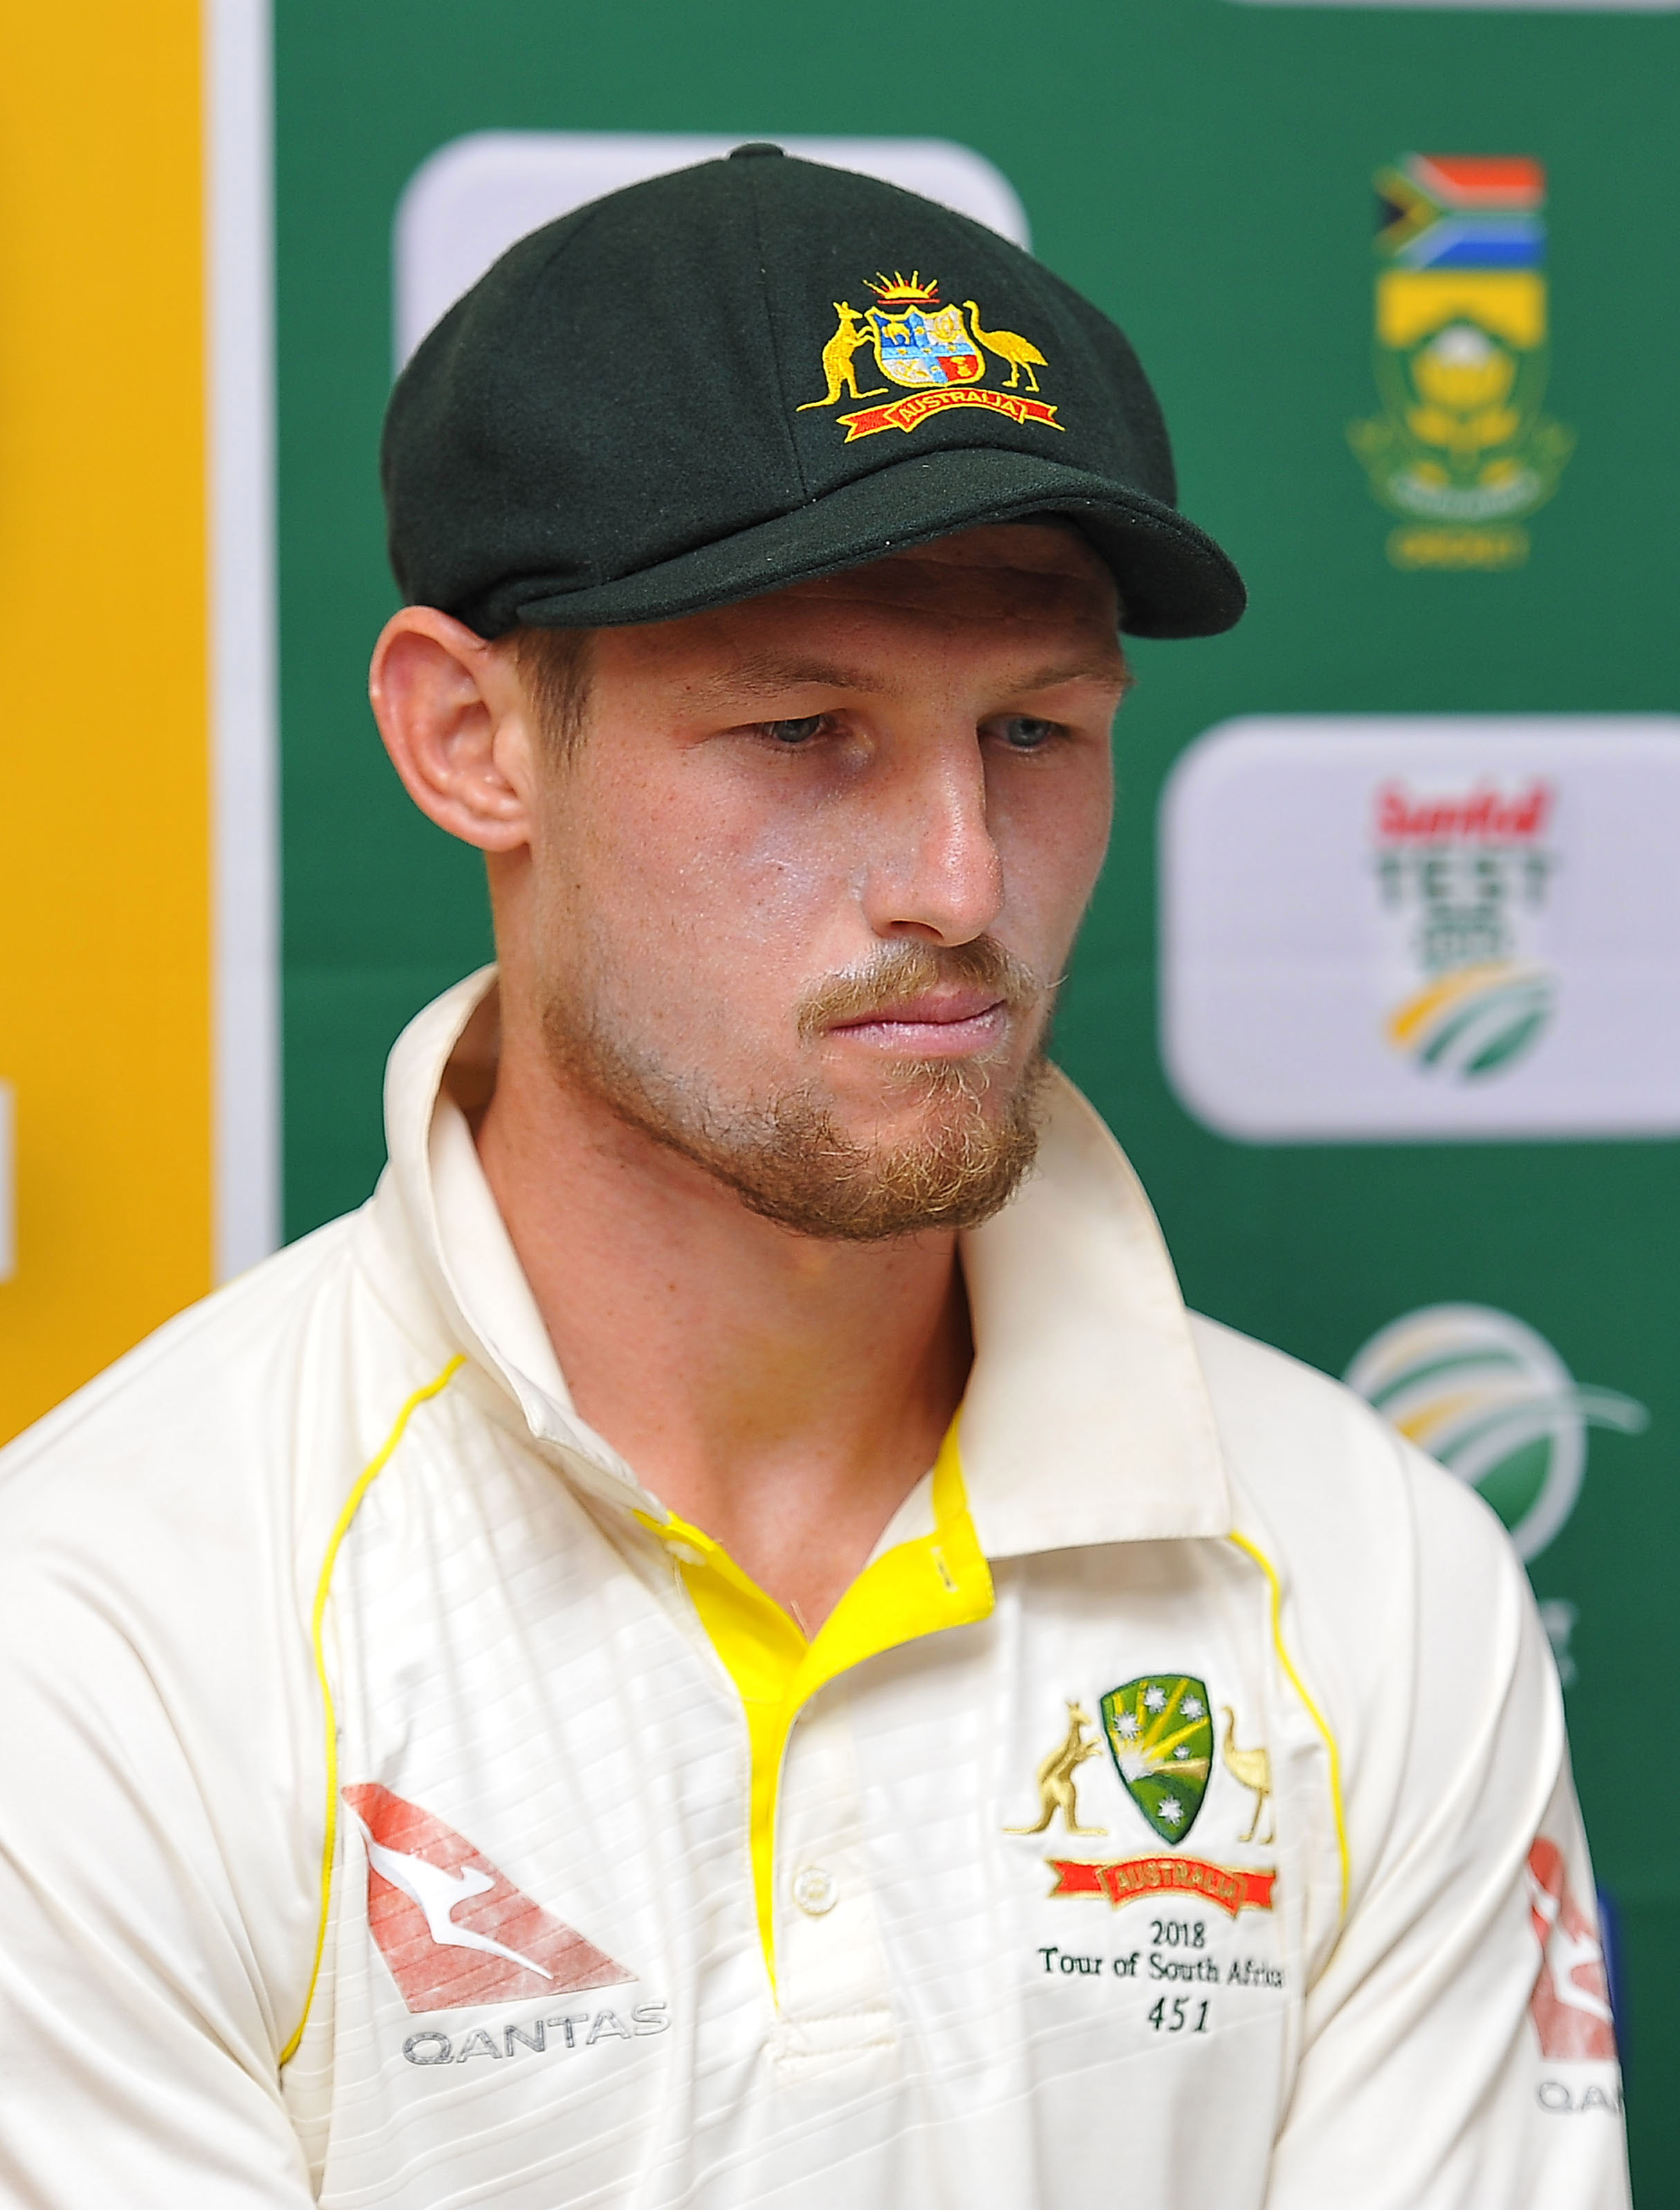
[796,939,1045,1038]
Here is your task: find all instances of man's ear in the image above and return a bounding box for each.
[369,606,537,852]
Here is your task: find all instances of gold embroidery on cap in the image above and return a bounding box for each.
[795,302,887,411]
[797,272,1064,443]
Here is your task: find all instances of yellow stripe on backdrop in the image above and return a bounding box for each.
[0,2,211,1441]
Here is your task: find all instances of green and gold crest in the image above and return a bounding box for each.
[1099,1676,1212,1844]
[1347,154,1573,571]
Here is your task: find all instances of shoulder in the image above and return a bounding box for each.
[3,1215,343,1527]
[1187,1312,1547,1831]
[1189,1307,1520,1597]
[0,1202,468,2029]
[0,1215,399,2078]
[0,1199,452,1637]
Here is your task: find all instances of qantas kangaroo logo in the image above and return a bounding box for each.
[344,1783,634,2013]
[1526,1836,1616,2062]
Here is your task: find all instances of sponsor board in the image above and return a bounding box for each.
[1159,715,1680,1141]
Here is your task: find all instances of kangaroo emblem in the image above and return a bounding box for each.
[1005,1700,1108,1836]
[796,302,888,410]
[1220,1706,1274,1845]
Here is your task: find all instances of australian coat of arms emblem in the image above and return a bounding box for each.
[1348,154,1573,572]
[798,271,1063,444]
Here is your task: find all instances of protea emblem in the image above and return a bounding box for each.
[1100,1675,1213,1845]
[1346,153,1573,572]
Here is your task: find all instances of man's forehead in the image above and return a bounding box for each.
[596,522,1124,690]
[779,522,1116,621]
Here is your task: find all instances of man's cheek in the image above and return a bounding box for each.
[596,800,813,932]
[578,804,861,1033]
[586,907,794,1059]
[723,822,864,947]
[1000,815,1109,953]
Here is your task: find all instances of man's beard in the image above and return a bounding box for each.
[540,939,1052,1241]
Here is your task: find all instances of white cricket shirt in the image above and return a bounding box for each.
[0,970,1630,2207]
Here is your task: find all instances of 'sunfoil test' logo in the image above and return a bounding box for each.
[1372,776,1556,1080]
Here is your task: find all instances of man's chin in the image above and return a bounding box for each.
[703,1053,1051,1243]
[819,1061,1028,1157]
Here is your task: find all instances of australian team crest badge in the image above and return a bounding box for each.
[799,271,1063,444]
[1099,1675,1213,1843]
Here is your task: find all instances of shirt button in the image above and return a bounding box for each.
[792,1866,838,1916]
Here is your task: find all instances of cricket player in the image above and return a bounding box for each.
[0,149,1629,2207]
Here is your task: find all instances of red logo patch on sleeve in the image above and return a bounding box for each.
[343,1782,635,2014]
[1527,1836,1617,2061]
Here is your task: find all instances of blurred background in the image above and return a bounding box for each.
[1,0,1676,2189]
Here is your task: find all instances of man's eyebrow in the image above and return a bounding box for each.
[696,655,875,699]
[1010,652,1135,694]
[696,650,1133,703]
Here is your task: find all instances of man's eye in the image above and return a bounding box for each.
[761,715,828,746]
[997,716,1058,751]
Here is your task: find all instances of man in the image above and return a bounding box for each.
[0,149,1627,2207]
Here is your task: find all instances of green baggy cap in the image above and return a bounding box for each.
[382,145,1246,640]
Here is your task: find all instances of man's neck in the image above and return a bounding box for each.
[472,1029,972,1635]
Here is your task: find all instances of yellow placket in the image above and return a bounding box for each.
[638,1421,993,1989]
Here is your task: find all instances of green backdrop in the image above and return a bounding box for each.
[275,2,1680,2190]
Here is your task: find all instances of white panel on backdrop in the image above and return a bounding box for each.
[1160,716,1680,1141]
[394,132,1031,369]
[207,0,279,1280]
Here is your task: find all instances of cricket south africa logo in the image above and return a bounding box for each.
[1348,154,1573,571]
[1372,775,1558,1080]
[797,271,1062,443]
[1346,1305,1647,1563]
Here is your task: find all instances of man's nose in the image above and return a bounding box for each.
[859,734,1005,946]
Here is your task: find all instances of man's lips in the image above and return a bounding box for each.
[824,989,1011,1056]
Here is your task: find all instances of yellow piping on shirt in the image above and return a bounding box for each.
[1228,1530,1349,1917]
[278,1355,467,2068]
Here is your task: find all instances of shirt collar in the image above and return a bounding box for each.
[372,967,1232,1554]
